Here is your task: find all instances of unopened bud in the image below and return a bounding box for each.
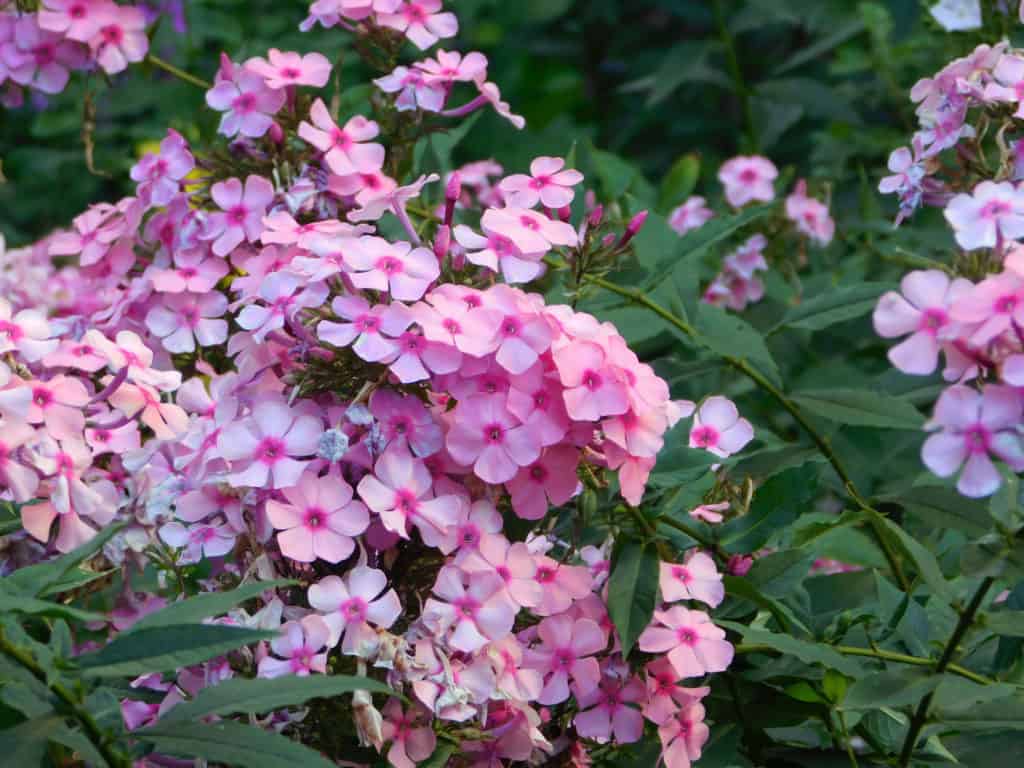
[622,210,648,244]
[601,233,616,248]
[728,554,754,577]
[268,121,284,145]
[445,171,462,202]
[557,205,572,222]
[434,224,451,262]
[588,204,604,228]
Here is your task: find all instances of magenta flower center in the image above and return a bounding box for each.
[919,308,947,333]
[304,506,326,530]
[377,256,404,275]
[691,425,719,448]
[739,168,758,183]
[256,437,286,464]
[453,595,479,619]
[331,130,352,149]
[963,424,990,454]
[341,598,367,622]
[100,25,123,45]
[395,489,419,516]
[0,321,23,341]
[227,205,248,225]
[281,67,302,80]
[32,387,53,409]
[459,524,480,547]
[995,294,1018,314]
[484,422,505,444]
[581,369,602,390]
[676,627,698,645]
[529,464,547,482]
[535,566,555,583]
[519,215,540,231]
[671,566,692,584]
[233,92,257,113]
[553,648,575,670]
[981,200,1011,218]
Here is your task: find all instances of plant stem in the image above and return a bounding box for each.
[0,629,132,768]
[577,271,912,592]
[146,54,211,90]
[897,577,995,766]
[837,710,860,768]
[712,0,758,152]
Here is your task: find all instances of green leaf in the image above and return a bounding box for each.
[696,302,783,389]
[38,568,116,598]
[872,514,955,603]
[139,720,337,768]
[420,740,458,768]
[3,523,124,597]
[0,715,67,765]
[721,621,863,676]
[591,147,637,200]
[0,593,107,623]
[770,282,893,334]
[77,625,275,678]
[879,486,990,537]
[771,19,866,76]
[160,674,394,723]
[720,465,819,552]
[658,153,700,212]
[607,539,660,655]
[841,669,939,710]
[131,580,295,630]
[723,575,812,638]
[649,440,719,487]
[934,694,1024,731]
[985,611,1024,638]
[790,388,924,430]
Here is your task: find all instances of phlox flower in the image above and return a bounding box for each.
[506,446,579,520]
[377,0,458,51]
[453,224,543,284]
[718,156,777,208]
[47,202,126,267]
[573,673,645,744]
[504,363,570,446]
[873,270,971,375]
[0,297,58,362]
[0,418,40,501]
[879,144,926,223]
[480,298,552,375]
[205,59,286,138]
[347,172,437,224]
[218,401,323,489]
[922,385,1024,497]
[89,5,148,75]
[688,396,753,458]
[523,614,607,705]
[298,98,385,175]
[0,16,85,94]
[669,196,714,236]
[108,381,189,440]
[488,637,543,701]
[659,552,724,608]
[149,249,229,294]
[475,81,525,130]
[422,565,517,653]
[530,555,593,616]
[266,470,369,563]
[81,329,181,391]
[38,0,106,42]
[158,520,236,563]
[345,237,440,301]
[445,393,541,484]
[438,498,502,555]
[23,374,89,441]
[499,157,583,209]
[929,0,982,32]
[246,48,331,89]
[145,292,228,354]
[785,180,834,246]
[130,129,194,207]
[480,207,577,254]
[373,64,447,112]
[257,615,331,678]
[42,339,108,373]
[415,49,488,86]
[308,566,401,653]
[381,700,436,768]
[553,341,629,422]
[411,292,500,356]
[643,658,709,726]
[460,534,542,609]
[638,607,734,679]
[237,272,328,343]
[944,181,1024,250]
[205,175,275,257]
[369,389,444,458]
[657,701,710,768]
[317,295,407,362]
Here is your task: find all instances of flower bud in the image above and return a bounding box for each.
[728,554,754,577]
[557,205,572,222]
[268,121,284,145]
[588,204,604,228]
[434,224,451,262]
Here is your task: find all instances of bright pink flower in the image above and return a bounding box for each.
[257,615,330,678]
[38,0,105,42]
[505,364,570,446]
[47,203,125,267]
[377,0,458,50]
[643,658,709,726]
[874,270,971,374]
[446,393,541,484]
[524,614,606,705]
[438,498,502,555]
[984,53,1024,118]
[922,385,1024,497]
[0,297,58,362]
[308,566,401,653]
[246,48,331,89]
[669,196,714,236]
[460,535,542,609]
[267,470,369,563]
[205,61,286,138]
[356,446,460,545]
[146,292,228,354]
[237,272,328,342]
[554,341,629,422]
[574,673,646,744]
[688,396,753,458]
[638,607,733,679]
[506,446,579,520]
[317,295,407,362]
[1,16,84,94]
[530,555,593,616]
[658,700,710,768]
[422,565,516,653]
[299,98,384,175]
[89,5,148,75]
[374,64,447,112]
[205,175,275,256]
[482,303,552,375]
[949,271,1024,346]
[659,552,724,608]
[944,181,1024,250]
[415,49,488,86]
[369,389,444,458]
[381,700,437,768]
[159,520,236,563]
[785,180,834,246]
[347,173,437,224]
[108,381,188,439]
[718,156,777,208]
[130,129,194,207]
[344,237,441,301]
[42,339,107,373]
[411,292,500,356]
[481,207,577,254]
[500,157,583,209]
[218,401,324,489]
[149,249,229,294]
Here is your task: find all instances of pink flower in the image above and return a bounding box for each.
[369,389,444,458]
[108,382,188,439]
[922,385,1024,497]
[523,614,607,705]
[499,157,583,209]
[356,446,460,545]
[237,272,328,342]
[688,396,753,458]
[573,673,645,744]
[149,250,229,294]
[246,48,331,89]
[130,129,194,207]
[415,49,488,86]
[346,237,440,301]
[506,446,579,520]
[949,271,1024,346]
[48,203,126,267]
[446,393,541,484]
[317,295,407,362]
[0,297,58,362]
[38,0,105,42]
[257,615,330,678]
[308,567,401,653]
[873,270,971,375]
[1,16,84,94]
[718,156,777,208]
[643,658,709,726]
[422,565,516,652]
[530,556,593,616]
[785,180,834,246]
[638,607,733,679]
[377,0,458,51]
[658,701,710,768]
[476,81,525,129]
[145,292,228,354]
[984,53,1024,118]
[205,61,286,138]
[554,341,629,422]
[266,470,369,563]
[205,175,275,256]
[482,301,552,374]
[505,363,570,446]
[298,98,385,175]
[438,498,502,555]
[460,535,542,609]
[159,520,236,563]
[381,700,436,768]
[669,196,714,236]
[0,419,40,501]
[374,64,447,112]
[218,401,324,489]
[944,181,1024,250]
[89,5,148,75]
[386,325,463,383]
[659,552,724,608]
[23,374,89,441]
[481,207,577,254]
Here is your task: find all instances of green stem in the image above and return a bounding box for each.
[837,710,860,768]
[0,629,132,768]
[146,54,211,90]
[712,0,758,152]
[577,272,912,592]
[898,577,995,766]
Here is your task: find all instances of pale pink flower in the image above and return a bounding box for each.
[488,637,543,701]
[159,520,235,563]
[387,325,463,383]
[411,292,501,356]
[257,615,330,678]
[688,396,753,458]
[373,64,447,112]
[381,700,436,768]
[266,470,369,563]
[944,181,1024,250]
[553,341,629,422]
[574,673,645,744]
[108,382,188,439]
[38,0,105,42]
[530,556,593,616]
[422,565,516,653]
[0,419,40,501]
[237,272,328,342]
[523,614,606,705]
[149,250,229,294]
[643,658,709,726]
[476,81,525,129]
[317,295,407,362]
[785,180,834,246]
[460,534,542,608]
[205,61,286,138]
[298,98,384,175]
[347,173,437,224]
[130,129,194,207]
[438,498,502,555]
[658,701,710,768]
[659,552,724,608]
[505,363,570,446]
[345,237,440,301]
[246,48,331,89]
[874,270,971,375]
[218,401,324,489]
[377,0,458,50]
[308,567,401,653]
[481,207,577,254]
[415,49,488,86]
[0,298,58,362]
[146,292,228,354]
[85,421,140,456]
[369,389,444,458]
[506,445,579,520]
[205,175,275,257]
[950,271,1024,346]
[1,16,84,94]
[445,393,540,484]
[500,157,583,209]
[47,203,125,267]
[41,339,107,373]
[482,301,552,374]
[89,5,148,75]
[922,385,1024,497]
[669,196,714,236]
[453,224,541,284]
[638,607,734,679]
[984,53,1024,118]
[24,374,89,441]
[718,156,777,208]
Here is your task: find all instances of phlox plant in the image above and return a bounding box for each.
[1,2,1024,768]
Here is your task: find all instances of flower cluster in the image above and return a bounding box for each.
[0,1,754,765]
